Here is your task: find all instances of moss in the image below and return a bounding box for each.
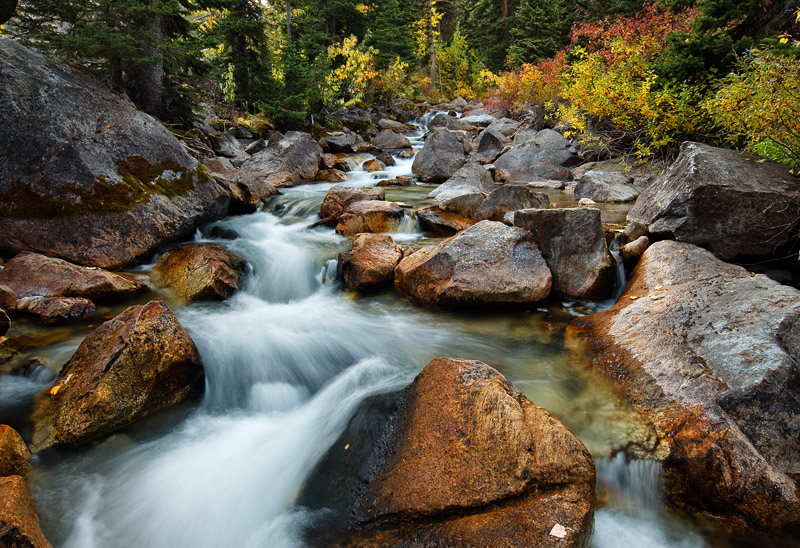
[0,156,202,220]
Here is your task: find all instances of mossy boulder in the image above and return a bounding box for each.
[0,37,229,269]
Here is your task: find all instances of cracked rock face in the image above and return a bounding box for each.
[299,357,595,547]
[567,240,800,531]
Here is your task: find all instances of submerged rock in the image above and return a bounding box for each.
[515,208,616,300]
[568,241,800,530]
[395,220,551,309]
[627,142,800,260]
[335,201,405,236]
[154,243,247,302]
[0,252,147,301]
[338,234,403,291]
[15,296,96,325]
[0,37,229,269]
[299,357,595,548]
[31,301,204,451]
[0,476,52,548]
[412,129,472,183]
[318,187,385,226]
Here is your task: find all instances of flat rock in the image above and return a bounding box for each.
[575,170,639,203]
[372,129,412,150]
[202,156,235,174]
[412,129,472,183]
[377,118,410,131]
[395,220,552,308]
[415,206,478,236]
[16,296,96,325]
[154,243,246,301]
[299,358,595,548]
[0,425,29,477]
[377,176,415,187]
[461,113,497,127]
[0,476,52,548]
[567,241,800,530]
[338,234,403,291]
[477,185,549,222]
[318,186,385,226]
[0,252,147,300]
[515,208,616,300]
[241,131,322,184]
[335,201,405,236]
[0,38,229,268]
[627,142,800,260]
[31,301,204,451]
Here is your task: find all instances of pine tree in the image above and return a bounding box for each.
[457,0,519,71]
[368,0,419,67]
[507,0,568,66]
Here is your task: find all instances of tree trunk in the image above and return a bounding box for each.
[501,0,509,42]
[428,0,436,92]
[129,5,165,117]
[286,0,292,42]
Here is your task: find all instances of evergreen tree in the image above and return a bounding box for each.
[507,0,568,66]
[368,0,419,67]
[458,0,519,71]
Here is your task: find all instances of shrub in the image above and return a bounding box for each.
[485,52,567,113]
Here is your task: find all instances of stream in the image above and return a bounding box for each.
[1,118,755,547]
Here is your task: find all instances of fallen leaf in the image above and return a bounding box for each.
[50,384,62,396]
[344,444,350,451]
[549,523,567,539]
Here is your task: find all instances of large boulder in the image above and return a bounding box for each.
[476,185,549,222]
[372,129,412,150]
[627,142,800,260]
[415,206,478,236]
[31,301,204,451]
[335,201,406,236]
[299,358,595,548]
[153,243,246,302]
[494,129,579,183]
[515,208,616,300]
[0,252,147,300]
[320,131,360,153]
[0,38,229,269]
[474,127,511,164]
[0,476,52,548]
[318,187,385,226]
[0,425,29,477]
[412,129,472,183]
[428,163,495,219]
[211,171,278,214]
[395,220,552,308]
[567,241,800,530]
[428,112,479,132]
[215,130,247,158]
[574,170,640,203]
[241,131,322,185]
[337,234,403,291]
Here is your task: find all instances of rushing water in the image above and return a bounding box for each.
[2,119,740,547]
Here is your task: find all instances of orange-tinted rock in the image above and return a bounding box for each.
[0,308,8,337]
[31,301,204,451]
[335,201,405,236]
[0,425,29,477]
[299,358,595,548]
[0,476,52,548]
[395,220,551,309]
[338,234,403,291]
[362,159,385,173]
[154,243,246,302]
[0,285,16,312]
[15,296,96,325]
[0,252,146,301]
[315,169,348,183]
[318,186,385,226]
[415,206,477,236]
[567,241,800,531]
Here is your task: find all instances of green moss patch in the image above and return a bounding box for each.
[0,156,207,220]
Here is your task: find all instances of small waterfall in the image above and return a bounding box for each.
[610,249,627,302]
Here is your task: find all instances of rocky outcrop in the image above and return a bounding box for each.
[567,241,800,530]
[494,129,579,183]
[395,220,552,308]
[335,201,406,236]
[16,296,96,325]
[627,142,800,260]
[0,252,147,300]
[412,129,472,183]
[0,476,52,548]
[153,243,246,301]
[318,187,386,226]
[574,171,639,203]
[515,208,616,300]
[338,234,403,291]
[0,38,229,269]
[476,185,549,222]
[373,129,412,150]
[241,131,322,185]
[0,425,29,477]
[299,357,595,548]
[31,301,204,451]
[415,206,478,236]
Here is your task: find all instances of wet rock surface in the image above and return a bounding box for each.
[395,220,552,308]
[627,142,800,260]
[15,296,97,325]
[412,129,472,183]
[154,243,247,302]
[0,425,29,477]
[568,241,800,530]
[31,301,204,451]
[0,38,229,269]
[338,234,403,291]
[373,129,412,150]
[299,357,595,548]
[415,206,478,236]
[318,187,386,226]
[0,475,52,548]
[335,201,406,236]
